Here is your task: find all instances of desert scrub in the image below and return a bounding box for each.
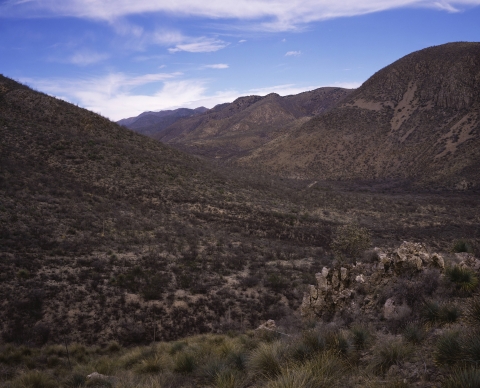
[331,224,371,262]
[445,265,478,294]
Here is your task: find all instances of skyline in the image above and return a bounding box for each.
[1,0,480,120]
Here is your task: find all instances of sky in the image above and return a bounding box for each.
[1,1,480,121]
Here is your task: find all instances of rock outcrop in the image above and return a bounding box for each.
[301,242,446,321]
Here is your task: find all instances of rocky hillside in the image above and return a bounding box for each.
[1,72,479,349]
[117,107,208,137]
[154,87,352,159]
[238,42,480,190]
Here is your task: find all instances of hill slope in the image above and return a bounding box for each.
[117,107,208,137]
[238,42,480,189]
[155,87,352,159]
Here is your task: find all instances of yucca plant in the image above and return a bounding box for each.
[446,266,479,294]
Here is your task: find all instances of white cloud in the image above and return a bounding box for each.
[68,50,109,66]
[168,37,229,53]
[3,0,480,30]
[23,70,361,121]
[204,64,229,69]
[239,39,247,43]
[285,50,301,56]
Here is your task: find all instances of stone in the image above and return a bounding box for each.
[340,267,348,281]
[355,274,365,283]
[257,319,276,331]
[87,372,109,380]
[383,298,412,320]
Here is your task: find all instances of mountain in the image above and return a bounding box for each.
[237,42,480,190]
[154,87,352,159]
[117,106,208,137]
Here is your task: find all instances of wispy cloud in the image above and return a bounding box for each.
[285,50,301,56]
[168,37,229,53]
[3,1,480,30]
[239,39,247,43]
[23,71,360,120]
[68,50,109,66]
[203,64,229,69]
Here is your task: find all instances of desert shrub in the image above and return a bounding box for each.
[105,341,122,353]
[402,322,426,344]
[370,340,412,375]
[446,266,478,294]
[443,368,480,388]
[11,370,58,388]
[303,351,346,386]
[331,224,371,261]
[452,240,475,254]
[435,331,462,366]
[17,269,31,279]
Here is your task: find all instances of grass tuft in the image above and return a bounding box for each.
[443,368,480,388]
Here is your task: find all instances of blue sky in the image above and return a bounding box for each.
[1,1,480,120]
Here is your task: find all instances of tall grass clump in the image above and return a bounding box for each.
[434,331,462,366]
[443,368,480,388]
[464,295,480,327]
[11,370,58,388]
[422,300,461,325]
[370,340,412,375]
[247,341,287,379]
[452,240,475,254]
